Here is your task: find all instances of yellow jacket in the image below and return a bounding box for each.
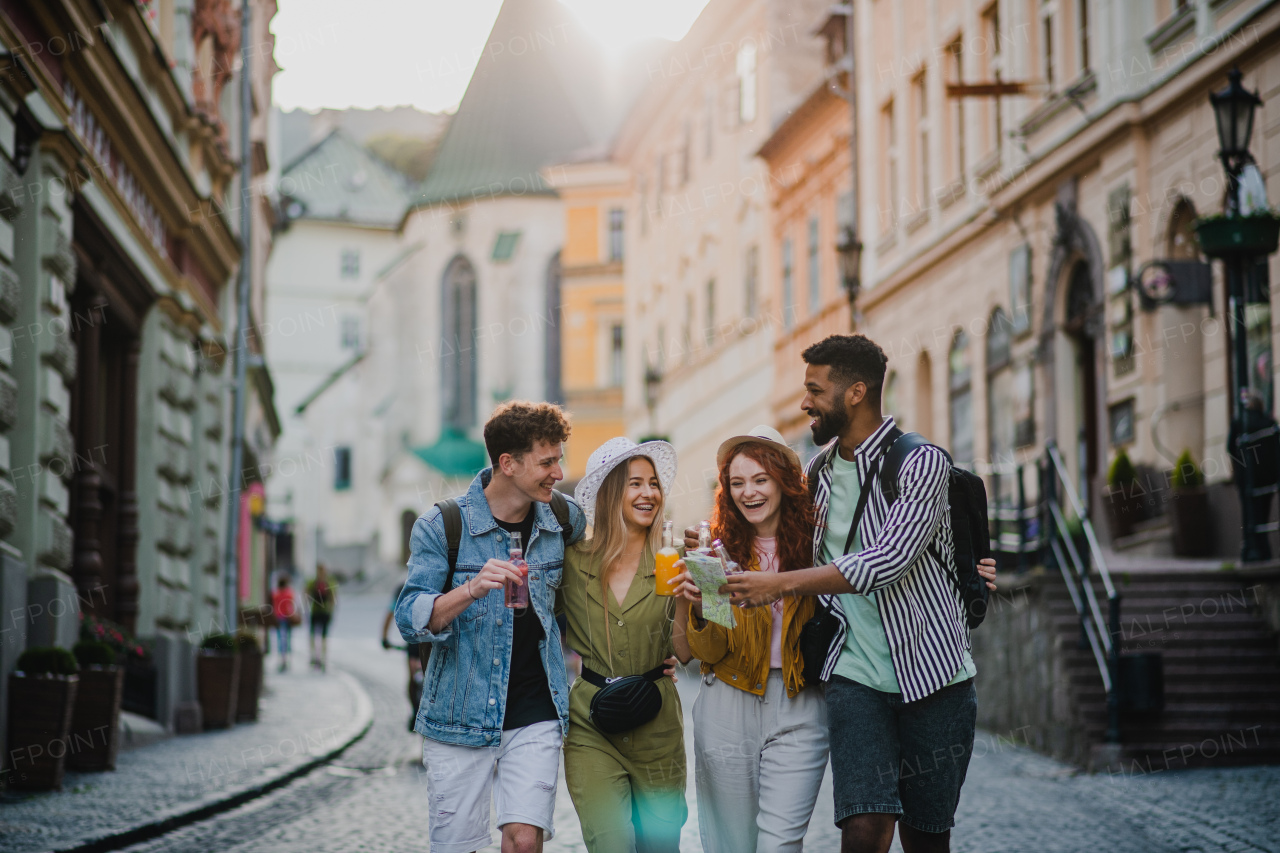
[685,559,815,698]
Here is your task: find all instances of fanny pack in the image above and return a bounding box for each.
[582,665,666,734]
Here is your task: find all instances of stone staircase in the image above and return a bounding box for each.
[1045,570,1280,770]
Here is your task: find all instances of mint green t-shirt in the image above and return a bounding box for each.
[823,449,975,693]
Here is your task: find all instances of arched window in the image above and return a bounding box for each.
[1166,197,1200,260]
[441,255,478,430]
[883,370,902,427]
[986,307,1016,503]
[916,350,933,440]
[949,330,974,467]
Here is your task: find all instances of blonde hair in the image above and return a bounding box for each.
[582,456,664,666]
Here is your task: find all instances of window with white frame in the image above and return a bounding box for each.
[807,217,820,314]
[609,323,624,387]
[737,42,757,124]
[782,238,795,327]
[340,249,360,279]
[341,315,360,350]
[608,208,624,262]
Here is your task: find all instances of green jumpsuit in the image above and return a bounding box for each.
[559,546,688,853]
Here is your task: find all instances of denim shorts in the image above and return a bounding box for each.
[827,675,977,833]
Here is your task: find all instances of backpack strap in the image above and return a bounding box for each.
[548,489,572,550]
[434,499,464,594]
[805,442,838,506]
[878,431,948,504]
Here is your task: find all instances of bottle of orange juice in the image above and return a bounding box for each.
[654,520,680,596]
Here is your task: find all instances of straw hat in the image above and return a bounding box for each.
[573,437,678,525]
[716,424,802,470]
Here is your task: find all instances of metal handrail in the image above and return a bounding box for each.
[1043,440,1122,743]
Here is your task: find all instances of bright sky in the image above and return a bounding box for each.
[271,0,710,114]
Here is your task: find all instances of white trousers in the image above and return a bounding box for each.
[693,670,829,853]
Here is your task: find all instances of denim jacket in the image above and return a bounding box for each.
[395,469,586,746]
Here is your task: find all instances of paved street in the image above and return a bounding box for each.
[105,589,1280,853]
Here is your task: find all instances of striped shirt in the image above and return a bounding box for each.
[809,416,970,703]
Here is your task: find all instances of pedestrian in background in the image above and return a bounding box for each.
[271,575,298,673]
[562,438,686,853]
[672,426,828,853]
[307,564,337,671]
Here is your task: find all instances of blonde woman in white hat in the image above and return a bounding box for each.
[670,425,829,853]
[559,437,687,853]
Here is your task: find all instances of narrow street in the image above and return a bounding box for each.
[116,589,1280,853]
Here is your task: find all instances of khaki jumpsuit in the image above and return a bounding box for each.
[558,546,687,853]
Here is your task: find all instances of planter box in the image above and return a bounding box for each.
[7,673,77,790]
[122,659,157,719]
[1195,216,1280,258]
[1105,485,1144,540]
[236,649,263,722]
[67,666,123,771]
[1170,487,1214,557]
[197,651,241,730]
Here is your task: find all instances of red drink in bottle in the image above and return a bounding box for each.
[505,531,529,610]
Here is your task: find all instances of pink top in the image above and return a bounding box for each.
[756,537,784,669]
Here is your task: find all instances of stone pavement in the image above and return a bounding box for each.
[0,656,372,853]
[45,591,1280,853]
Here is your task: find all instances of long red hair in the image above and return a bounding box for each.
[710,443,814,573]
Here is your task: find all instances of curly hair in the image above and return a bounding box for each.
[483,401,572,467]
[802,334,888,403]
[710,442,814,574]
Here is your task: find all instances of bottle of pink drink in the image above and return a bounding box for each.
[504,531,529,610]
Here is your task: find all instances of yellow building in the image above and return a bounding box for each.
[544,161,630,482]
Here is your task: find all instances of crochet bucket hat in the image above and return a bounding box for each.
[573,437,678,525]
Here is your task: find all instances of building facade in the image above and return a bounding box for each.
[0,0,279,751]
[544,159,629,482]
[616,0,833,522]
[844,0,1280,557]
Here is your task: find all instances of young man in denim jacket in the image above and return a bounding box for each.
[396,402,586,853]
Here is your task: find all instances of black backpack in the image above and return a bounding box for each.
[806,429,991,629]
[418,490,573,669]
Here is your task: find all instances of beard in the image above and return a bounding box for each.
[809,402,849,446]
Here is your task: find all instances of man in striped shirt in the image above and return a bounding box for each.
[724,334,996,853]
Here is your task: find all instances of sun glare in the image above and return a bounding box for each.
[557,0,710,54]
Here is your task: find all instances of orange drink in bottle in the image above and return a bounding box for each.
[655,520,680,596]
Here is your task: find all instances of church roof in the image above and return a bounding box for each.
[412,0,622,209]
[279,130,411,228]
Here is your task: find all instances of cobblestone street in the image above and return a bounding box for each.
[106,591,1280,853]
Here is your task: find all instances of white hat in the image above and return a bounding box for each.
[716,424,802,470]
[573,437,678,525]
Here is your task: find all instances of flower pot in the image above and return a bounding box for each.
[123,659,157,719]
[236,648,263,722]
[66,666,123,771]
[7,673,77,790]
[1105,483,1143,540]
[1170,487,1214,557]
[1195,216,1280,258]
[197,651,241,730]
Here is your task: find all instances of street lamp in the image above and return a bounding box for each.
[1208,67,1266,562]
[837,224,862,323]
[1209,68,1262,185]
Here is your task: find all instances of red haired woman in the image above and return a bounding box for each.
[672,425,826,853]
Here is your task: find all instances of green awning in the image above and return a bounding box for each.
[412,428,488,478]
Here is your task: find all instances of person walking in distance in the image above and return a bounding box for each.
[720,335,996,853]
[271,575,298,673]
[395,402,585,853]
[307,564,337,670]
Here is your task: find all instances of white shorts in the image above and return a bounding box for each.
[421,720,562,853]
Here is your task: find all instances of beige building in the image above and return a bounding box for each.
[617,0,832,522]
[845,0,1280,556]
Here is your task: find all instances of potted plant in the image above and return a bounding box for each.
[81,613,155,719]
[1106,448,1142,540]
[7,646,78,790]
[66,640,124,772]
[1194,210,1280,258]
[235,632,263,723]
[1170,449,1214,557]
[197,634,241,730]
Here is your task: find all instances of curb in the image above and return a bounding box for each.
[51,671,375,853]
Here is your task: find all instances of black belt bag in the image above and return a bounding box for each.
[582,665,666,734]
